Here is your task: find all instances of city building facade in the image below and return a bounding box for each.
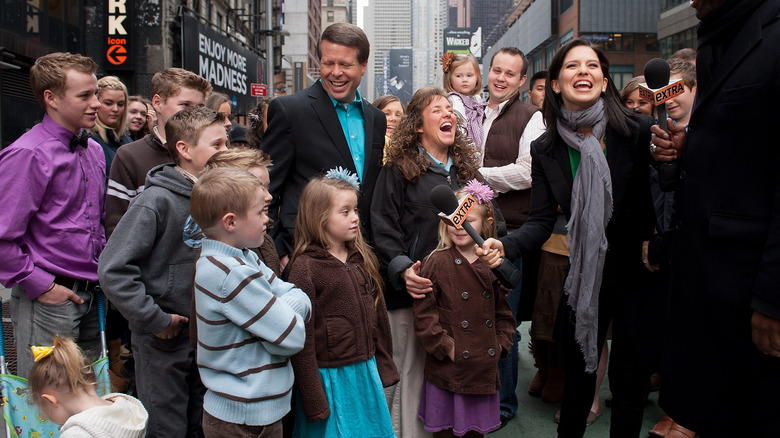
[482,0,660,103]
[0,0,285,147]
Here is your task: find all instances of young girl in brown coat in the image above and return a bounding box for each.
[414,180,515,437]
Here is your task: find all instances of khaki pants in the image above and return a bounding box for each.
[384,308,432,438]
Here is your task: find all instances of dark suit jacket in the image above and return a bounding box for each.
[260,81,386,256]
[658,1,780,432]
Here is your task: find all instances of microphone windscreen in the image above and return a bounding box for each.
[644,58,670,89]
[430,185,459,214]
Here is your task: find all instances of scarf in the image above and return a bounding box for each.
[449,92,485,153]
[557,98,612,373]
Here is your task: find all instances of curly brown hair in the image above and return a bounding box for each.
[384,86,480,184]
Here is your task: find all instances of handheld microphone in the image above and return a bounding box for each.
[429,185,522,288]
[641,58,684,134]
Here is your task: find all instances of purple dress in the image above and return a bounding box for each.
[418,378,501,435]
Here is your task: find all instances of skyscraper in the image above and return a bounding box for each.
[362,0,413,101]
[412,0,447,92]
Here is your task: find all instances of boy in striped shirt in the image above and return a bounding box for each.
[190,167,311,438]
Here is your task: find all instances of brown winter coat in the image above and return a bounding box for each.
[288,244,398,422]
[414,247,515,395]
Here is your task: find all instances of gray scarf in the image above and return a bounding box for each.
[556,98,612,373]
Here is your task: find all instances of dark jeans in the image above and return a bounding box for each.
[556,282,651,438]
[133,327,205,438]
[498,257,522,420]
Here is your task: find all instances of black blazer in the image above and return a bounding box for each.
[260,81,386,256]
[501,116,655,270]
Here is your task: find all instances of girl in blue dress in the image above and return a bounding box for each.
[289,170,398,438]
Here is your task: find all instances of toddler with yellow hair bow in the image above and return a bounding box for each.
[28,336,148,438]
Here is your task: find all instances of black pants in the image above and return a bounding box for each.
[556,282,651,438]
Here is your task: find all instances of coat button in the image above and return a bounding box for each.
[482,290,490,298]
[485,319,493,328]
[461,320,469,329]
[461,291,469,300]
[455,258,462,265]
[488,348,496,357]
[462,350,470,359]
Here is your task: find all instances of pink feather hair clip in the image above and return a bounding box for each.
[463,179,494,204]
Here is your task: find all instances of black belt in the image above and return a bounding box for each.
[54,275,98,292]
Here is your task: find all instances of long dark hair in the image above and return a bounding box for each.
[384,86,480,184]
[540,38,638,150]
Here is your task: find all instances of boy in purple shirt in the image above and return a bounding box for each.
[0,52,106,377]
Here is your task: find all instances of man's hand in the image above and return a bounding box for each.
[36,283,84,305]
[752,311,780,357]
[279,254,290,272]
[478,238,505,269]
[402,261,432,299]
[642,240,659,272]
[156,314,189,339]
[650,120,687,162]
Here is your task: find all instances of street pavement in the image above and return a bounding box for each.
[0,288,665,438]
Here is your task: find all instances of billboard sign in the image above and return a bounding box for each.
[443,27,482,62]
[182,15,262,114]
[388,49,413,106]
[104,0,133,70]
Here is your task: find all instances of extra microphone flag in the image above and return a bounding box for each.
[437,194,478,230]
[638,79,685,106]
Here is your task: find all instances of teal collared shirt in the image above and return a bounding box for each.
[425,148,454,172]
[328,84,366,180]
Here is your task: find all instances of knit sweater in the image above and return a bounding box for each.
[105,132,172,237]
[194,238,311,426]
[59,393,148,438]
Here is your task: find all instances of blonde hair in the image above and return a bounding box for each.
[164,106,226,164]
[292,177,383,300]
[431,190,496,254]
[151,68,212,102]
[92,76,129,142]
[191,168,263,231]
[28,337,97,409]
[205,148,272,173]
[30,52,97,108]
[443,53,482,96]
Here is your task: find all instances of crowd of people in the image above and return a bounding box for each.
[0,0,779,437]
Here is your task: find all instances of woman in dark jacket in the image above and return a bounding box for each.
[480,38,656,437]
[371,86,483,438]
[89,75,132,176]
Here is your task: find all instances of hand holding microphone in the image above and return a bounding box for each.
[643,58,687,161]
[429,185,522,289]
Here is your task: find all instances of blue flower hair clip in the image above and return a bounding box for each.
[463,179,494,204]
[325,166,360,190]
[248,113,261,129]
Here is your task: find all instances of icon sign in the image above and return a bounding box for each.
[107,45,127,65]
[251,83,267,97]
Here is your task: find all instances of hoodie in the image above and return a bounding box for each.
[60,393,148,438]
[99,164,199,334]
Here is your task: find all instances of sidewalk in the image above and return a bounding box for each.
[490,321,665,437]
[0,287,665,438]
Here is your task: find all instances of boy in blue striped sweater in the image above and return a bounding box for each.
[190,167,311,438]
